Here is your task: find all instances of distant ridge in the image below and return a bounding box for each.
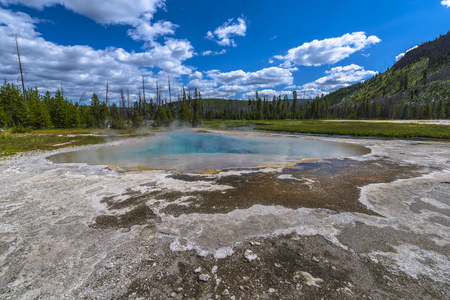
[394,31,450,69]
[322,31,450,119]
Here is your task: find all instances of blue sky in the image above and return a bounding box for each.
[0,0,449,103]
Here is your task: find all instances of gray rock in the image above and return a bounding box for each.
[198,274,210,282]
[105,263,114,269]
[244,249,257,262]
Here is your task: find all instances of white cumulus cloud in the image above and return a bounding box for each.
[242,89,291,100]
[0,7,194,102]
[442,0,450,8]
[1,0,177,46]
[0,0,165,25]
[188,71,203,80]
[201,49,227,56]
[301,64,377,93]
[128,19,178,44]
[186,67,294,98]
[186,78,217,94]
[205,17,247,47]
[206,67,294,88]
[274,32,381,67]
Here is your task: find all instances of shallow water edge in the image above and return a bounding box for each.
[1,132,449,299]
[46,129,371,173]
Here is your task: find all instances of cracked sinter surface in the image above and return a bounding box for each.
[0,131,449,299]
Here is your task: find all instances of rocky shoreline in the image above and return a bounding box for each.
[0,133,449,299]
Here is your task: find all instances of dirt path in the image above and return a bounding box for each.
[0,134,449,299]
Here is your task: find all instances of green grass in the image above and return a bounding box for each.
[0,127,155,157]
[202,119,450,140]
[1,120,448,157]
[201,120,257,130]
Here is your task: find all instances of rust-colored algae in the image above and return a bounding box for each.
[201,169,221,175]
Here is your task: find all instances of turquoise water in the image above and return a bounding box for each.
[48,130,370,172]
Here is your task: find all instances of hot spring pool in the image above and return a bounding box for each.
[48,130,370,173]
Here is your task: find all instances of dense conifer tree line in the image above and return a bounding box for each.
[0,80,208,131]
[0,79,448,132]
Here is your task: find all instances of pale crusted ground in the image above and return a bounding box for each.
[0,132,449,299]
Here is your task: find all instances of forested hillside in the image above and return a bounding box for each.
[322,31,450,119]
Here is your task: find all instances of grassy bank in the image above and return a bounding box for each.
[1,120,448,157]
[0,128,154,157]
[202,120,450,140]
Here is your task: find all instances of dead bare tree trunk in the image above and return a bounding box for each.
[106,81,109,106]
[156,82,160,106]
[79,90,86,103]
[168,76,172,103]
[127,88,130,109]
[142,75,146,103]
[120,88,126,119]
[15,35,26,102]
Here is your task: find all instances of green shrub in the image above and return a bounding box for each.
[11,125,28,133]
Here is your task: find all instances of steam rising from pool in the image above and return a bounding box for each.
[48,130,370,173]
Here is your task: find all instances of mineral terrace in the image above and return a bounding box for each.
[0,132,449,299]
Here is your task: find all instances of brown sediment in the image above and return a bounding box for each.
[337,221,450,256]
[101,188,153,210]
[158,159,421,217]
[100,158,423,218]
[90,204,160,229]
[106,159,315,175]
[107,165,162,173]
